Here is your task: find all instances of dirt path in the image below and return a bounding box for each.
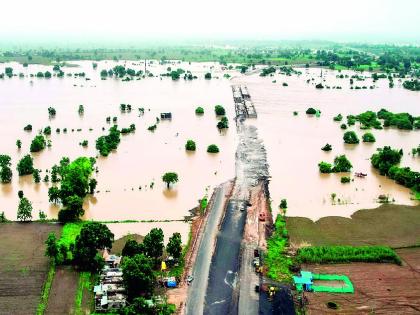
[45,266,79,315]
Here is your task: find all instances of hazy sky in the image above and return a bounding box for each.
[0,0,419,45]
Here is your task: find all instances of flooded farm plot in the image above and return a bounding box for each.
[234,68,420,220]
[0,61,235,222]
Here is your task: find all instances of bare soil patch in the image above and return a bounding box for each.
[0,222,61,315]
[287,204,420,248]
[45,266,79,315]
[302,248,420,314]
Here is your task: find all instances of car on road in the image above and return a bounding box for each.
[187,275,194,285]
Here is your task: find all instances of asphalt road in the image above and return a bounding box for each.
[204,200,247,315]
[238,244,260,315]
[185,184,228,315]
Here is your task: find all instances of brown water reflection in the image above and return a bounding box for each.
[233,68,419,220]
[0,61,235,221]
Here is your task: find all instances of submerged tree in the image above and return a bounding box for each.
[17,154,34,176]
[162,172,179,188]
[30,135,46,152]
[0,155,12,183]
[185,140,196,151]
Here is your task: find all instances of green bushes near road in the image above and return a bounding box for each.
[296,245,401,265]
[265,214,292,282]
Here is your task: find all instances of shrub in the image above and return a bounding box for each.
[341,176,351,183]
[207,144,219,153]
[204,72,212,79]
[215,105,226,116]
[30,135,46,152]
[185,140,196,151]
[318,162,332,173]
[340,123,347,129]
[333,114,343,122]
[306,107,317,115]
[371,146,403,175]
[321,143,332,151]
[343,131,359,144]
[362,132,376,143]
[195,107,204,114]
[24,124,32,131]
[217,117,229,129]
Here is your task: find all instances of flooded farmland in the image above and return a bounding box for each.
[1,61,419,230]
[0,60,236,232]
[234,68,420,220]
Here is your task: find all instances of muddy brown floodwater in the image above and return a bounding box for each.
[233,68,420,220]
[1,62,419,233]
[0,60,235,239]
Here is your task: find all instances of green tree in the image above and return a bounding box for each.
[0,155,12,183]
[89,178,97,194]
[73,222,114,271]
[122,239,145,258]
[371,146,403,175]
[122,297,154,315]
[48,186,61,203]
[207,144,220,153]
[332,155,353,172]
[45,232,58,262]
[143,228,164,261]
[166,232,182,261]
[204,72,212,79]
[318,161,332,173]
[16,139,22,149]
[195,107,204,114]
[122,254,155,300]
[321,143,332,151]
[17,154,34,176]
[33,169,41,183]
[362,132,376,143]
[30,135,46,152]
[279,199,288,209]
[162,172,178,188]
[17,197,32,221]
[185,140,196,151]
[214,105,225,116]
[343,131,359,144]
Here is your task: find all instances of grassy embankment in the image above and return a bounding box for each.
[36,265,56,315]
[265,213,293,282]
